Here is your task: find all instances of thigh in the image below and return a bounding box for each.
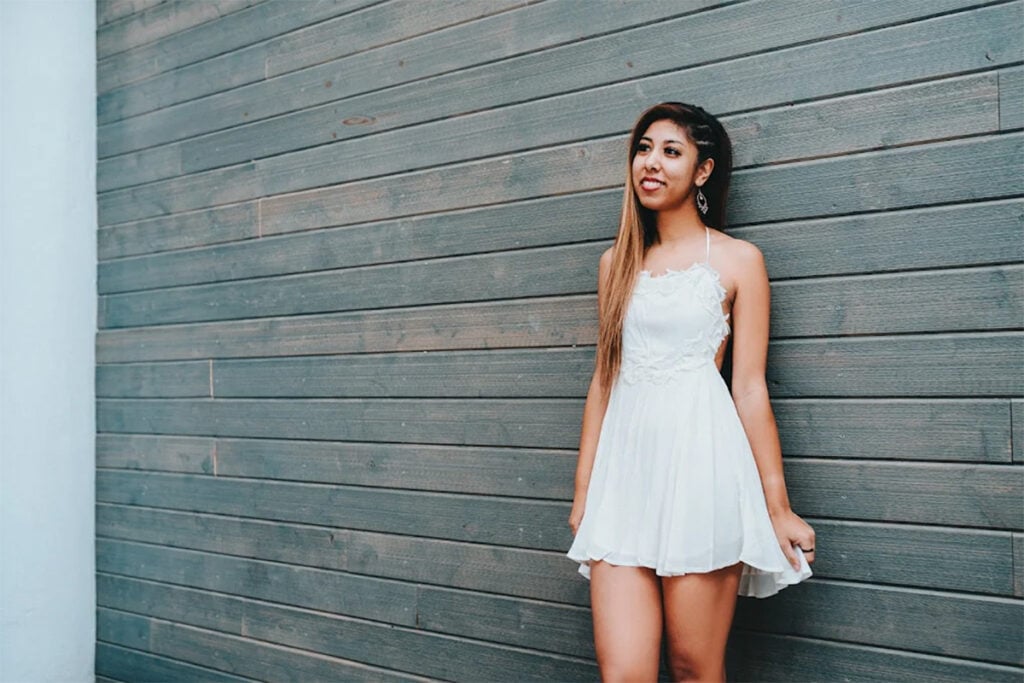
[590,561,663,682]
[660,561,744,681]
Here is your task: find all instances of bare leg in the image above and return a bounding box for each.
[661,560,744,682]
[590,561,664,682]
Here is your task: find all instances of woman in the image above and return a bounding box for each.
[566,102,815,682]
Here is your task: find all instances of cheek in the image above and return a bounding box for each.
[630,156,644,177]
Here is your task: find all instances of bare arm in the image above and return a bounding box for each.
[729,242,815,567]
[568,246,615,534]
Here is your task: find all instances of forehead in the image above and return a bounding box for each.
[640,119,691,143]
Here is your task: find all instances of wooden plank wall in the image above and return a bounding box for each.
[94,0,1024,680]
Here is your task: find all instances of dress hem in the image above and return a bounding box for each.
[566,544,812,599]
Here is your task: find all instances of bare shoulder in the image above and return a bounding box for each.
[709,230,768,302]
[598,245,616,280]
[712,230,765,273]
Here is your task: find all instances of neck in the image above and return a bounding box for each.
[653,200,706,244]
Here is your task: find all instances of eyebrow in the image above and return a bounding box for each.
[640,136,684,145]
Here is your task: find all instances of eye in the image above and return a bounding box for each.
[665,147,680,156]
[637,142,651,152]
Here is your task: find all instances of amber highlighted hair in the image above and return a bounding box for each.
[595,102,734,393]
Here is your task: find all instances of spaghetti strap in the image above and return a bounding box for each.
[705,225,711,263]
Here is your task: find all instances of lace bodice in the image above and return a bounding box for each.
[618,228,731,385]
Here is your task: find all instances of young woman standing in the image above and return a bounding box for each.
[566,102,815,682]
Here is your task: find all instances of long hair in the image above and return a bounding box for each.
[596,102,734,392]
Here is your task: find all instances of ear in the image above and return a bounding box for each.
[696,157,715,187]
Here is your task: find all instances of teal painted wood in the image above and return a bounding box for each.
[733,584,1024,666]
[1013,399,1023,463]
[97,396,1010,461]
[1000,66,1024,130]
[96,504,591,605]
[96,434,216,473]
[97,333,1022,401]
[97,538,418,626]
[97,0,168,28]
[97,201,257,260]
[97,8,1024,223]
[97,0,726,157]
[96,0,989,162]
[97,433,576,497]
[98,0,518,122]
[99,256,1021,336]
[95,459,1021,549]
[97,579,598,681]
[98,196,1022,292]
[95,642,251,683]
[726,630,1024,683]
[101,126,1021,235]
[95,0,1024,678]
[421,580,1024,666]
[96,0,265,60]
[98,608,436,682]
[95,501,1017,598]
[1014,534,1023,597]
[102,52,1005,191]
[96,0,380,97]
[96,295,597,363]
[98,359,210,397]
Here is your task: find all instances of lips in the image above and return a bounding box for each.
[639,176,665,191]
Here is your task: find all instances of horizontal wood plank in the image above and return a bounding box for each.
[98,396,1011,463]
[419,578,1024,666]
[96,0,262,60]
[97,578,597,681]
[97,537,418,625]
[95,459,1021,556]
[96,331,1023,401]
[98,0,724,155]
[97,0,167,28]
[727,630,1024,682]
[98,0,994,163]
[1000,66,1024,130]
[98,200,258,261]
[96,470,574,549]
[733,580,1023,666]
[96,503,590,605]
[95,641,251,683]
[1012,399,1023,463]
[96,433,575,498]
[103,54,1004,192]
[99,1,369,101]
[97,433,216,474]
[95,295,596,363]
[785,459,1022,530]
[98,608,435,682]
[97,194,1022,290]
[95,502,1018,599]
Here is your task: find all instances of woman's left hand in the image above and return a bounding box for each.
[770,508,815,570]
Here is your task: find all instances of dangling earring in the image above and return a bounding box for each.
[696,186,709,215]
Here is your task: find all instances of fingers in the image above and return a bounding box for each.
[782,543,801,571]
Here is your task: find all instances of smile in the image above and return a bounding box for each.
[640,178,665,191]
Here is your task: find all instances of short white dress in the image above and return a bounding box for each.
[566,226,812,598]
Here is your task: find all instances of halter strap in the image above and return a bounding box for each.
[704,225,711,263]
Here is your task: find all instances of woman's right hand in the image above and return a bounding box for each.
[568,497,586,536]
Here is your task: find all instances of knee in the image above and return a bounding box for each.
[599,660,658,683]
[666,650,723,682]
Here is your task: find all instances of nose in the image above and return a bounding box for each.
[644,150,661,171]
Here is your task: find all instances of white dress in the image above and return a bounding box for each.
[566,226,812,598]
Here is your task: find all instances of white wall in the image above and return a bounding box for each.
[0,2,97,681]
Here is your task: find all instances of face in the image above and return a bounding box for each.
[631,118,713,213]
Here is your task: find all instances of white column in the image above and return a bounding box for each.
[1,1,97,681]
